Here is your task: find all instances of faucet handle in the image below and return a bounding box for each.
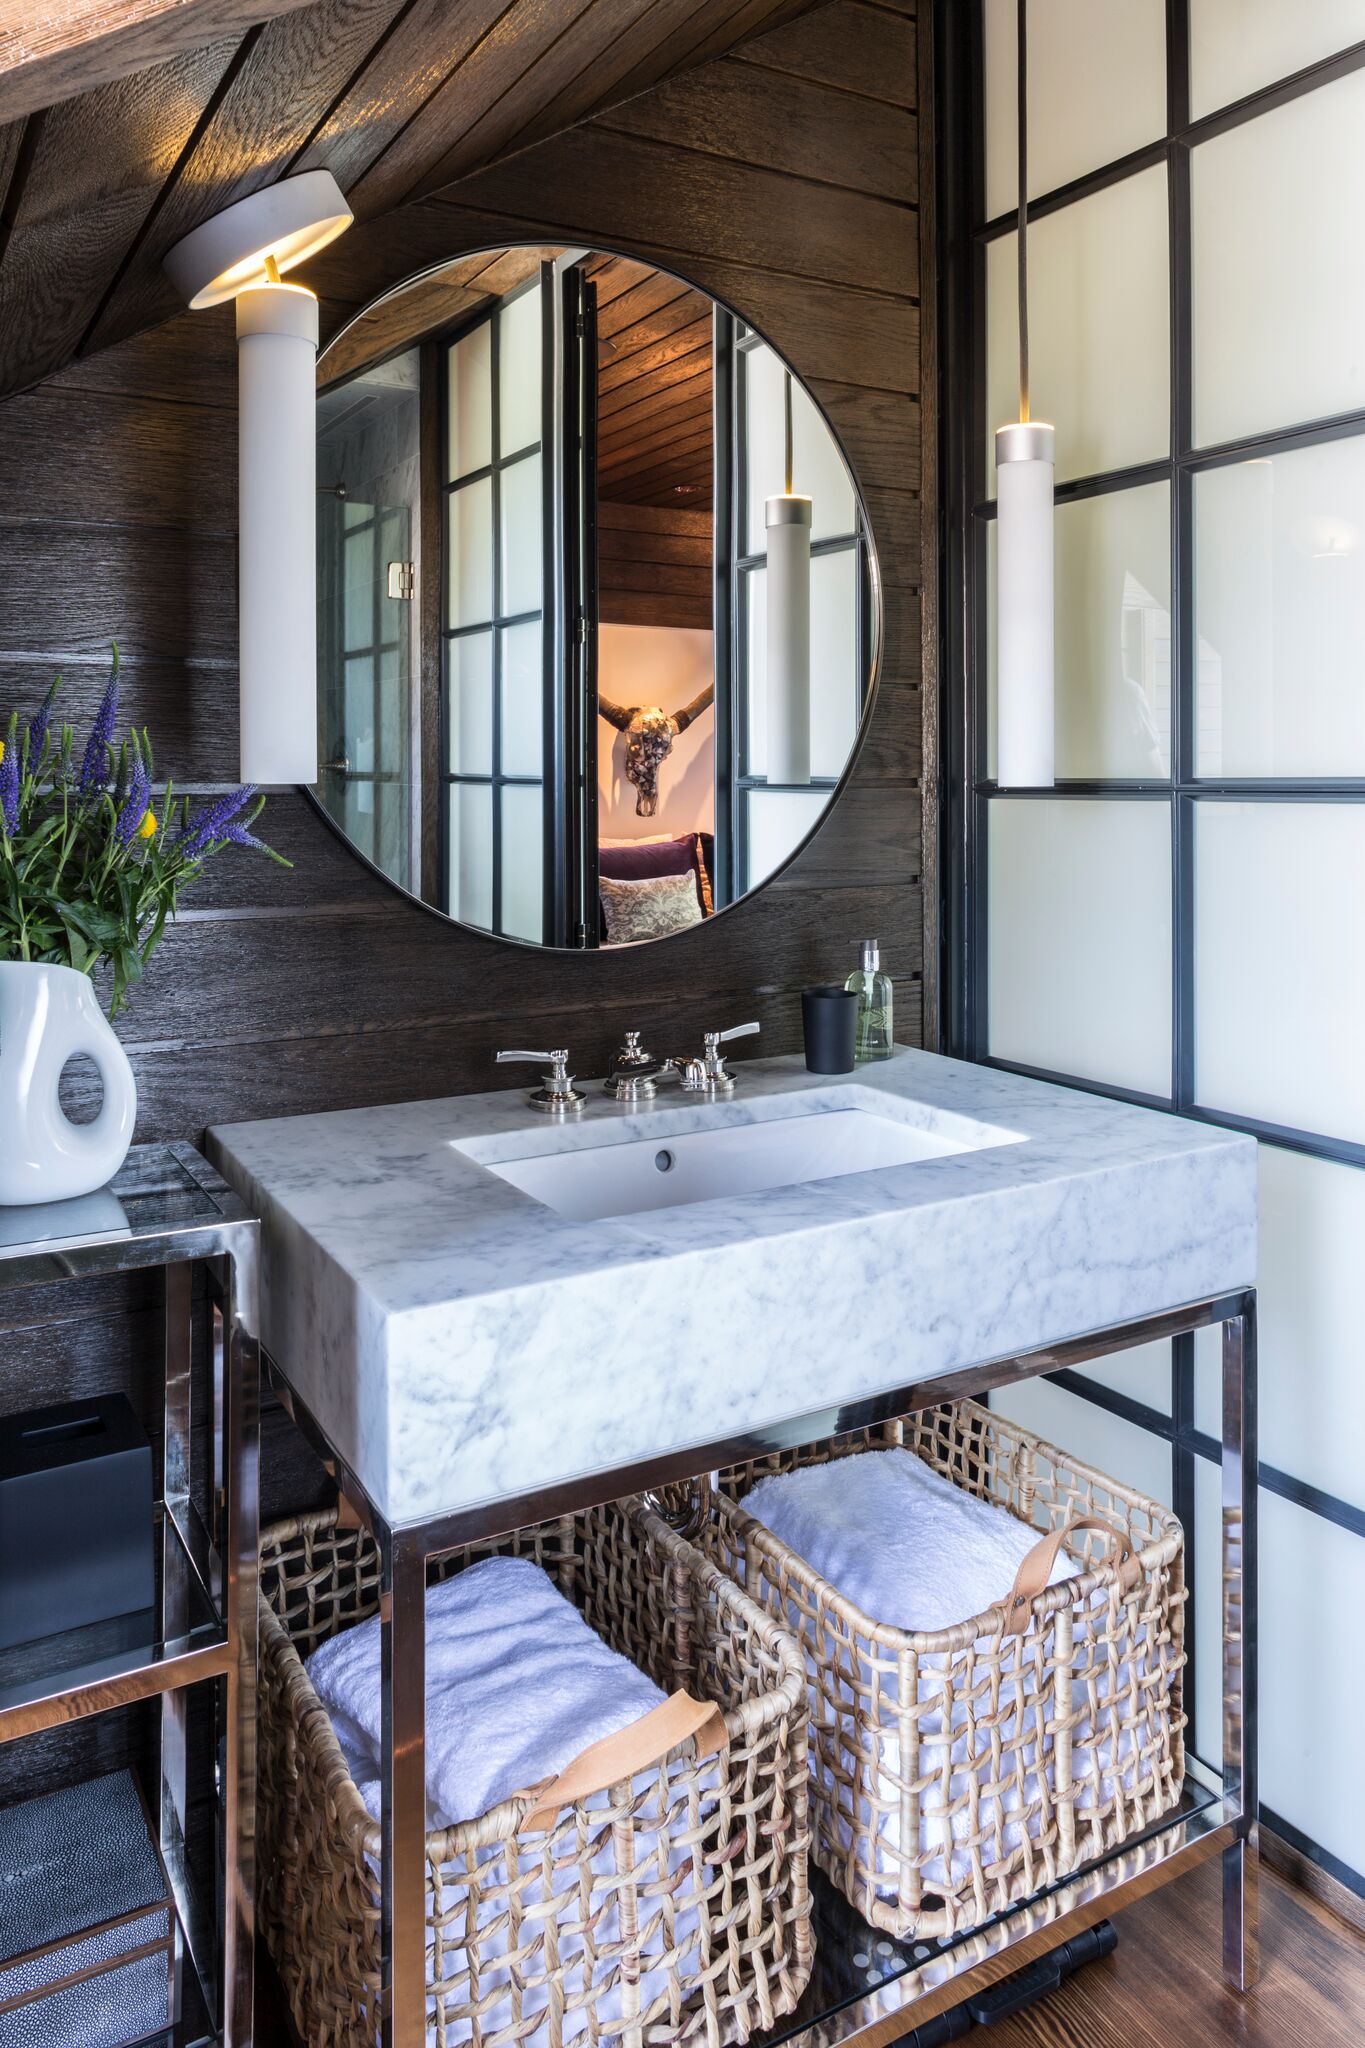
[681,1019,760,1094]
[705,1021,760,1050]
[494,1047,585,1116]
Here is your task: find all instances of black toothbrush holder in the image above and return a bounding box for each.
[801,985,858,1074]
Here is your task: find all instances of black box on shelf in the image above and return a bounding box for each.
[0,1770,174,2047]
[0,1394,154,1651]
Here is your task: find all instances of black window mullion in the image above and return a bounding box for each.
[490,306,503,938]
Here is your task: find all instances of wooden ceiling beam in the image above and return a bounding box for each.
[0,0,316,127]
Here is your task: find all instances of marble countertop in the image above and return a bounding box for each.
[209,1050,1257,1529]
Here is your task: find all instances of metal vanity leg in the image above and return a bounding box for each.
[380,1526,428,2048]
[161,1261,194,2025]
[223,1247,260,2047]
[1222,1294,1259,1992]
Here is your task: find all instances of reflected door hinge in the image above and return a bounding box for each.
[575,611,588,645]
[387,561,416,601]
[575,312,585,337]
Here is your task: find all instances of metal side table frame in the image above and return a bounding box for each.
[0,1142,260,2048]
[269,1286,1257,2048]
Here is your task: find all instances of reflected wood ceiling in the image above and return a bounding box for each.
[0,0,824,405]
[588,251,712,510]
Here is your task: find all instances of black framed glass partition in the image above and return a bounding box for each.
[940,0,1365,1902]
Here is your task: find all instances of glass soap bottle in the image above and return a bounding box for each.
[846,939,893,1061]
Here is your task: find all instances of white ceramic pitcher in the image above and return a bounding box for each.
[0,963,137,1205]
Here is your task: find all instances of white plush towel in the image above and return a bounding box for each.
[741,1447,1074,1632]
[306,1555,667,1828]
[306,1557,719,2044]
[740,1450,1150,1892]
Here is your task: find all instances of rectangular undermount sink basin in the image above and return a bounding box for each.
[454,1096,1022,1222]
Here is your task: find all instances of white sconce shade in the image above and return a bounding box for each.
[165,172,352,784]
[236,284,319,784]
[994,419,1055,788]
[765,493,813,785]
[163,168,351,309]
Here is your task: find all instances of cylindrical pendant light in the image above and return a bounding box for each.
[994,0,1055,789]
[164,170,353,785]
[766,371,813,786]
[237,279,320,782]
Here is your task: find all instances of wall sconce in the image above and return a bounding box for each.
[164,170,353,784]
[994,0,1054,790]
[766,369,813,787]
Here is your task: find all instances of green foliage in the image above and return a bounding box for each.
[0,650,290,1018]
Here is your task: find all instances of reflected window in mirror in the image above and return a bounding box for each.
[313,245,879,950]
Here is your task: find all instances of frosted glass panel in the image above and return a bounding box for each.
[448,783,493,928]
[1079,1339,1172,1417]
[1195,802,1365,1142]
[987,484,1172,779]
[447,633,492,775]
[744,552,859,781]
[500,784,544,943]
[810,551,859,774]
[1193,70,1365,446]
[989,1378,1173,1511]
[744,343,855,553]
[499,455,542,617]
[1191,0,1365,117]
[498,285,543,454]
[744,789,830,888]
[499,622,543,778]
[1195,1147,1365,1510]
[983,0,1166,216]
[1194,440,1365,776]
[986,168,1169,487]
[1257,1489,1365,1868]
[987,799,1172,1095]
[447,321,491,481]
[447,477,493,627]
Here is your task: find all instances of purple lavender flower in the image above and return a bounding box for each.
[221,821,270,852]
[78,663,120,796]
[25,677,59,764]
[0,718,18,834]
[177,783,257,858]
[114,754,151,845]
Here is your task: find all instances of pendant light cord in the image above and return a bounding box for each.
[1017,0,1029,423]
[783,370,794,494]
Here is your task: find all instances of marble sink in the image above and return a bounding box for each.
[451,1090,1026,1221]
[209,1049,1257,1529]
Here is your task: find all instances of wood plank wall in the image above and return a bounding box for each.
[598,503,713,631]
[0,0,928,1527]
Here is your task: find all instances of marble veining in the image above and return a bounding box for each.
[208,1049,1257,1528]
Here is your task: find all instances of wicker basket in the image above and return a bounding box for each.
[707,1398,1186,1940]
[258,1498,813,2047]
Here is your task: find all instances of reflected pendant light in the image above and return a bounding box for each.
[995,0,1055,789]
[766,370,813,787]
[164,171,354,785]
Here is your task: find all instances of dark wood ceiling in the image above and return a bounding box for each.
[0,0,823,406]
[589,252,713,510]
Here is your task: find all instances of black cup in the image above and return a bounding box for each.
[801,985,858,1074]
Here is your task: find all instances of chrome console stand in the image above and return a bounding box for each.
[0,1142,260,2048]
[269,1287,1257,2048]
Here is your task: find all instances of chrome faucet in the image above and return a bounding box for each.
[494,1047,585,1115]
[602,1021,760,1101]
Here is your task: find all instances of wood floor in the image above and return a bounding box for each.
[982,1858,1365,2048]
[253,1857,1365,2045]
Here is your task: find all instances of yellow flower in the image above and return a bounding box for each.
[0,739,5,764]
[138,809,157,840]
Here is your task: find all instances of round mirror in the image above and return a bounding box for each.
[313,244,881,948]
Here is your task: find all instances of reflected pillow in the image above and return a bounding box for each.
[600,870,703,945]
[598,832,711,916]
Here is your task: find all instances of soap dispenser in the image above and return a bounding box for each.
[846,939,893,1062]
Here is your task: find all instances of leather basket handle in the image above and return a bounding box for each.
[514,1691,728,1834]
[1000,1513,1141,1637]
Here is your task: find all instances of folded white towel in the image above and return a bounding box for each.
[740,1447,1074,1631]
[740,1450,1152,1894]
[306,1556,720,2045]
[306,1554,667,1828]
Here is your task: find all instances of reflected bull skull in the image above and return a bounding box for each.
[598,685,714,817]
